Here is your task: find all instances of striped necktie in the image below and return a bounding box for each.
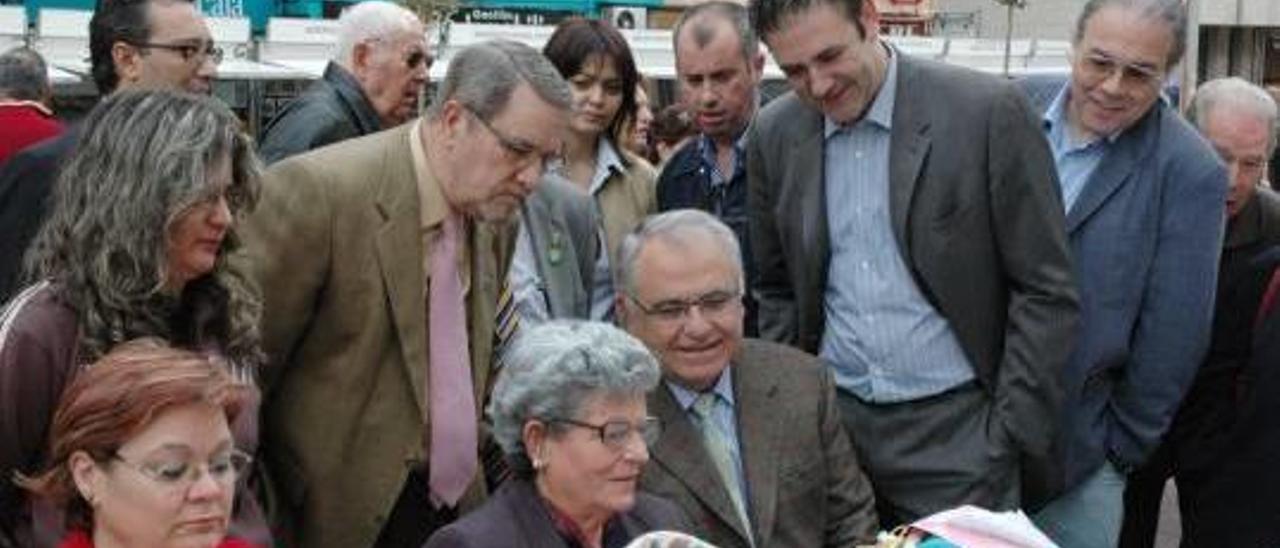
[691,392,753,542]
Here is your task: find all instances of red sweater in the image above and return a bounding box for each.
[0,101,63,166]
[59,530,259,548]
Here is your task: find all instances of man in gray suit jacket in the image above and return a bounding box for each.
[746,0,1079,526]
[1023,1,1228,546]
[507,176,601,323]
[620,210,879,548]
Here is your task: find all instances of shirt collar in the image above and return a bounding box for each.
[824,44,896,138]
[666,366,736,412]
[409,120,450,230]
[588,137,625,196]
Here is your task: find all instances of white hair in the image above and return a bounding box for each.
[334,1,424,66]
[1190,77,1279,154]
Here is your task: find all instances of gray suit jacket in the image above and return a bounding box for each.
[519,176,600,319]
[640,339,879,548]
[1022,82,1227,488]
[747,53,1079,505]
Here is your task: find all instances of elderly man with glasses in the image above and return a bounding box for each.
[1019,0,1228,545]
[233,40,571,548]
[258,0,430,165]
[618,209,878,548]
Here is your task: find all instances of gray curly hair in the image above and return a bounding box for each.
[488,320,660,474]
[25,90,263,369]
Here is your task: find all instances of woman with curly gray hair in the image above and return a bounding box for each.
[0,90,267,546]
[426,320,693,548]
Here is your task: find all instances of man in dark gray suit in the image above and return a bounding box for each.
[1023,1,1227,545]
[620,210,878,548]
[745,0,1079,527]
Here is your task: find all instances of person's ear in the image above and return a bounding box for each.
[858,0,882,40]
[437,99,469,143]
[351,40,376,78]
[69,451,103,507]
[111,41,143,85]
[522,420,549,469]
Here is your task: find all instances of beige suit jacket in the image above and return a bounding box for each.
[235,124,514,547]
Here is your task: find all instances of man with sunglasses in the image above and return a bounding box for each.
[234,40,570,548]
[619,210,878,548]
[1022,1,1228,545]
[258,0,429,165]
[0,0,219,303]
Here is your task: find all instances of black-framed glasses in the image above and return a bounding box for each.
[627,288,742,325]
[1076,50,1163,89]
[111,448,252,494]
[129,40,224,66]
[466,108,565,176]
[549,416,662,450]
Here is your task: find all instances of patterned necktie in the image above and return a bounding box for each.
[691,392,753,541]
[427,214,477,506]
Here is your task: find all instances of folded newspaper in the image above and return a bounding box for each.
[869,505,1059,548]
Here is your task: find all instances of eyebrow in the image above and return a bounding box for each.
[1087,47,1160,71]
[143,440,233,457]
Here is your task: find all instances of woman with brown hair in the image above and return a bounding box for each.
[19,338,255,548]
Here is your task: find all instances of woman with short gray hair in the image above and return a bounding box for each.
[426,320,694,547]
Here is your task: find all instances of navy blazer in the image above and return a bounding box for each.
[1023,81,1227,488]
[424,479,692,548]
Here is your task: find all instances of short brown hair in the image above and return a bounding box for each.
[16,338,244,530]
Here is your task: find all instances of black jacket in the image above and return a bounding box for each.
[257,62,381,165]
[655,137,758,336]
[0,128,79,304]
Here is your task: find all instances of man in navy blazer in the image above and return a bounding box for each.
[1024,1,1227,545]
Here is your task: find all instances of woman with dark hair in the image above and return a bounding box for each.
[19,338,255,548]
[543,18,655,268]
[0,90,266,547]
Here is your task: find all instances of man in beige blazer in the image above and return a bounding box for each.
[234,41,572,548]
[620,210,879,548]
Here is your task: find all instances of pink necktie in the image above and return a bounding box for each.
[427,214,477,506]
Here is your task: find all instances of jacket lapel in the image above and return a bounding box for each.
[649,386,754,543]
[734,355,782,546]
[1066,140,1138,234]
[467,220,502,408]
[888,56,932,259]
[1066,102,1161,233]
[372,126,428,416]
[789,111,831,291]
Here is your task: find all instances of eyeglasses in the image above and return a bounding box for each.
[550,417,662,450]
[1076,51,1163,89]
[111,448,252,494]
[466,108,565,176]
[129,40,224,66]
[627,288,742,325]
